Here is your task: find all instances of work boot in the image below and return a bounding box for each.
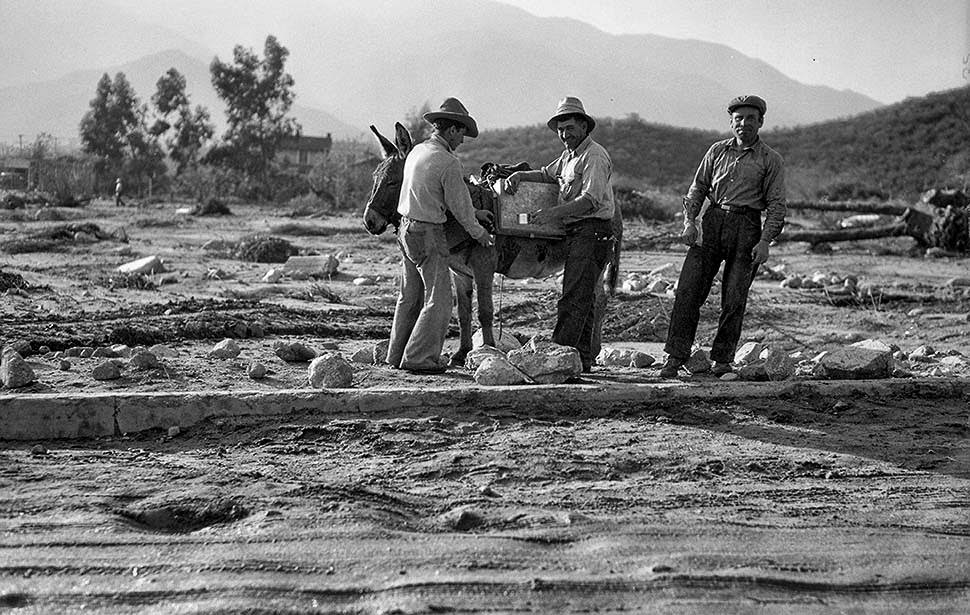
[659,356,685,378]
[711,361,733,376]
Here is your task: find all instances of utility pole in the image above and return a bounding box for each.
[18,134,24,154]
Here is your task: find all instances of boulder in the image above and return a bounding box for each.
[247,362,268,379]
[737,360,768,381]
[474,356,528,386]
[812,339,895,379]
[350,346,375,364]
[762,346,796,381]
[128,349,160,370]
[274,341,317,362]
[308,352,354,388]
[1,350,36,388]
[92,360,122,381]
[208,338,241,359]
[282,254,339,279]
[685,348,711,374]
[465,345,506,371]
[507,339,581,384]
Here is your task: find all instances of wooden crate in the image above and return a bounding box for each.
[492,179,565,238]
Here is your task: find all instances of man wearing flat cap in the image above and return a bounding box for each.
[386,97,494,375]
[505,96,617,372]
[660,94,787,378]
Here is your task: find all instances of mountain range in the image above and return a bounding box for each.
[1,0,884,148]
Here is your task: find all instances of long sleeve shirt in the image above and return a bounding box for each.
[397,133,488,242]
[541,136,615,224]
[684,137,787,242]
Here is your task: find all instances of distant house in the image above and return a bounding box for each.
[277,134,333,172]
[0,157,32,188]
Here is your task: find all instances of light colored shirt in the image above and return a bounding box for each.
[540,136,615,223]
[397,133,488,242]
[685,137,787,242]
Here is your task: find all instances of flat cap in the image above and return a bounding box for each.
[727,94,767,116]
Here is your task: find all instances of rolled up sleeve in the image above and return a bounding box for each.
[441,160,488,241]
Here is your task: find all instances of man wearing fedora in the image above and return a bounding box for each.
[386,97,494,375]
[659,94,787,378]
[505,96,617,372]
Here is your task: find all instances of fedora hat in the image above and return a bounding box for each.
[547,96,596,133]
[423,97,479,138]
[727,94,767,117]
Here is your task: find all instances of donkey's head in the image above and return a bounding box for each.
[362,123,413,235]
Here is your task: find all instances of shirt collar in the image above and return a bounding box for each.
[429,133,453,153]
[565,135,593,159]
[729,136,761,152]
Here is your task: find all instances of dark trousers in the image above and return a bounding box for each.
[552,218,614,368]
[664,207,762,363]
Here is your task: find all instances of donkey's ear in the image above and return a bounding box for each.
[394,122,413,157]
[370,125,398,158]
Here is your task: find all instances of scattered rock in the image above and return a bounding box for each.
[352,276,376,286]
[474,356,528,386]
[92,361,122,381]
[1,349,36,388]
[596,347,655,368]
[129,349,160,370]
[737,360,768,381]
[762,346,796,381]
[274,340,317,362]
[645,279,670,294]
[30,444,48,456]
[117,255,165,275]
[440,506,486,531]
[813,339,895,379]
[507,338,582,384]
[465,345,506,371]
[79,347,95,358]
[372,340,389,365]
[208,339,241,359]
[247,362,268,379]
[148,344,176,358]
[282,254,339,279]
[908,345,935,362]
[261,268,283,283]
[685,348,711,374]
[734,341,764,366]
[58,359,71,371]
[308,352,354,388]
[350,347,375,364]
[167,426,180,438]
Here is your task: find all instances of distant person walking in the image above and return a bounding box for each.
[504,96,617,372]
[386,97,494,375]
[114,177,125,207]
[660,95,787,378]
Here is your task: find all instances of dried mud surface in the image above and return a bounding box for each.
[1,200,969,612]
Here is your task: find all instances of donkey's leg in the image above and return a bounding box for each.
[451,271,475,367]
[471,247,497,349]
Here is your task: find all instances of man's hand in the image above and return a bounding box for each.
[528,208,560,227]
[504,172,522,195]
[680,221,698,247]
[752,240,769,265]
[478,233,495,248]
[475,209,495,233]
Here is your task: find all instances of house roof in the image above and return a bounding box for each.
[279,135,333,152]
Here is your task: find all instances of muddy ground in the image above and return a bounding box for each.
[1,198,969,612]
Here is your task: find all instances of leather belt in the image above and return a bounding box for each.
[714,203,749,214]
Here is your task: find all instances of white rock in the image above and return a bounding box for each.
[474,356,528,386]
[352,277,376,286]
[813,339,895,379]
[261,268,283,283]
[282,254,339,279]
[167,426,180,437]
[308,353,354,388]
[734,341,764,366]
[508,340,581,384]
[117,255,164,275]
[472,329,521,353]
[1,350,36,388]
[208,338,241,359]
[465,345,506,371]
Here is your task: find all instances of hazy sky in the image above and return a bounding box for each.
[499,0,970,104]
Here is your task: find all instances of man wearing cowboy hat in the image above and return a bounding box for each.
[659,94,787,378]
[386,97,494,375]
[505,96,617,372]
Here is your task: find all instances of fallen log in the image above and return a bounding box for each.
[777,208,934,246]
[786,200,911,216]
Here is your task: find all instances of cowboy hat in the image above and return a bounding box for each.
[423,97,479,138]
[547,96,596,133]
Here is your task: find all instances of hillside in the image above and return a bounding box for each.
[459,86,970,201]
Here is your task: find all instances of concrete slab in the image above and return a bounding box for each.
[1,378,967,441]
